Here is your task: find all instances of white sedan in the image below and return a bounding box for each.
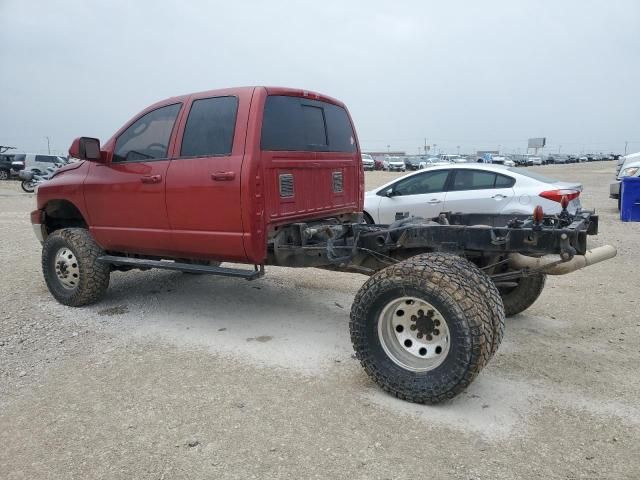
[363,164,582,224]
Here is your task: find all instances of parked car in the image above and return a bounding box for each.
[530,156,543,166]
[511,154,534,166]
[11,153,68,174]
[0,154,16,180]
[546,154,568,164]
[404,157,424,171]
[610,158,640,209]
[363,164,582,224]
[489,155,515,167]
[374,158,386,170]
[616,152,640,176]
[439,154,466,163]
[386,156,406,172]
[361,154,375,171]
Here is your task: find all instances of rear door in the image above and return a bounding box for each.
[165,94,247,261]
[376,169,450,223]
[443,169,515,214]
[83,103,182,254]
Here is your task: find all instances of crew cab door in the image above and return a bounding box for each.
[165,94,247,261]
[376,169,450,223]
[442,169,515,214]
[83,103,182,254]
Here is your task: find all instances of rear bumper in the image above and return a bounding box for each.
[609,181,621,199]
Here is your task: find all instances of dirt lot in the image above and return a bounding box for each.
[1,162,638,479]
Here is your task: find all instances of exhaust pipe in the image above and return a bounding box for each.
[508,245,617,275]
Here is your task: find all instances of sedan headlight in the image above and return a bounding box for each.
[621,167,639,177]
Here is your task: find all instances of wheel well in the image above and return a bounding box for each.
[362,211,374,224]
[43,200,88,236]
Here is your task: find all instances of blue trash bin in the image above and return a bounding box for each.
[620,176,640,222]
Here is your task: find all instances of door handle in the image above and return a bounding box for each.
[427,199,442,204]
[140,174,162,184]
[492,194,508,199]
[211,171,236,181]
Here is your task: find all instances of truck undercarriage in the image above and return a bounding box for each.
[42,208,615,405]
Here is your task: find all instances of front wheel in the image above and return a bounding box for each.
[21,180,36,193]
[0,169,9,181]
[42,228,110,306]
[350,253,503,404]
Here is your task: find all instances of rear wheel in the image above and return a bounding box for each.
[350,253,503,404]
[0,169,9,180]
[498,274,546,317]
[42,228,110,306]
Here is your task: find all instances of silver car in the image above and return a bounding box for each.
[610,159,640,209]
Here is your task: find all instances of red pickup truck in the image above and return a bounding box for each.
[32,86,615,404]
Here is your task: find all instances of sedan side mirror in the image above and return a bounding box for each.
[384,188,396,198]
[69,137,102,162]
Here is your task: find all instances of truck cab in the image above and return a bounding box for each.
[33,87,363,264]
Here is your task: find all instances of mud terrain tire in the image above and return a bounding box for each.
[42,228,110,307]
[499,274,546,317]
[350,253,499,404]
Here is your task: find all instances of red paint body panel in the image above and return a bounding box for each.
[34,86,363,265]
[35,160,91,222]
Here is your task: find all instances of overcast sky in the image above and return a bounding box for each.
[1,0,638,156]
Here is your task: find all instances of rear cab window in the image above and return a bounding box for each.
[260,95,356,152]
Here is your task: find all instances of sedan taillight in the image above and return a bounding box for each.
[539,189,580,203]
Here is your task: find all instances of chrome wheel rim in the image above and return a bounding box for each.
[0,171,8,180]
[54,247,80,290]
[378,296,451,372]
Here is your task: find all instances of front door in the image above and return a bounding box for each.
[83,103,182,255]
[165,95,247,262]
[376,169,450,223]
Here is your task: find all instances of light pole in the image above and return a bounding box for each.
[457,145,460,155]
[45,136,51,155]
[387,144,390,154]
[625,141,628,155]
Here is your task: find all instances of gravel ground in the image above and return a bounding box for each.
[1,162,639,479]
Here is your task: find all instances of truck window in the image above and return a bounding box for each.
[261,95,356,152]
[113,103,181,162]
[35,155,57,163]
[180,96,238,157]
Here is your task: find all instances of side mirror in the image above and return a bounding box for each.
[384,188,396,198]
[69,137,102,161]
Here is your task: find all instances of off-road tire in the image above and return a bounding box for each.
[349,253,496,404]
[498,274,546,317]
[42,228,110,307]
[451,257,505,359]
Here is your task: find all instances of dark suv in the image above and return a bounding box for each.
[0,154,16,180]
